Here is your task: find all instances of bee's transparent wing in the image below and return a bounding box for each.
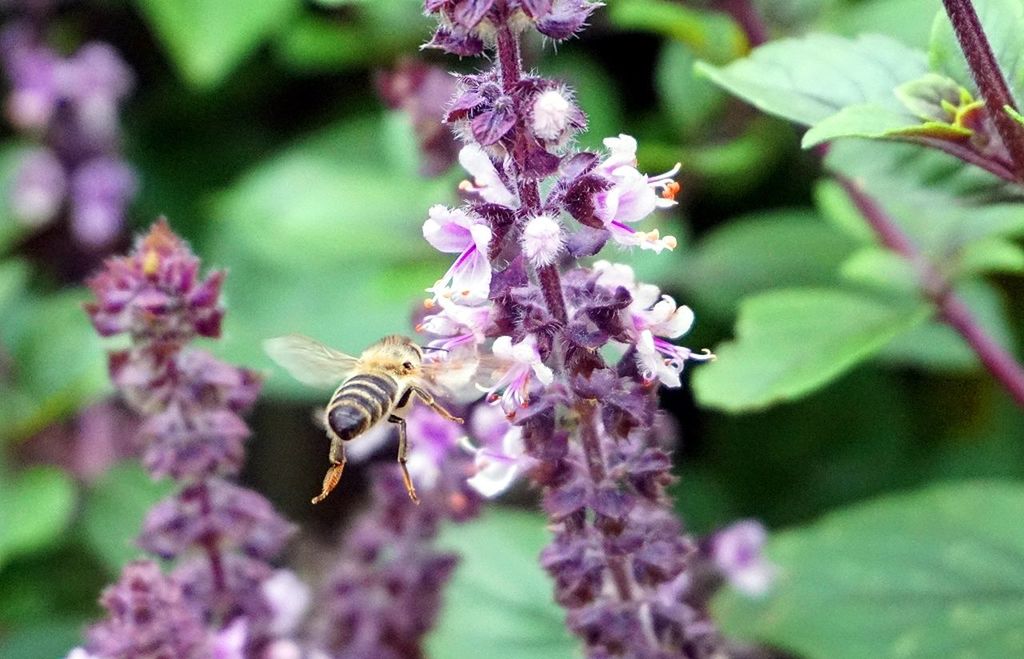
[263,334,358,388]
[421,349,508,402]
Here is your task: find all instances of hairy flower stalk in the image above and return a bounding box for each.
[1,0,137,250]
[77,221,305,658]
[419,2,739,656]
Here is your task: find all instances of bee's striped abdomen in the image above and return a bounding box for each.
[326,374,398,441]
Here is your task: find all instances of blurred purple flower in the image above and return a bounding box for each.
[10,147,65,226]
[708,520,777,597]
[70,157,137,248]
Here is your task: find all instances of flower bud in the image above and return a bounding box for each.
[521,213,564,267]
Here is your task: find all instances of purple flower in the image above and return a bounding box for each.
[70,157,137,247]
[85,560,208,659]
[85,220,225,341]
[708,520,777,597]
[485,334,555,416]
[456,144,516,206]
[10,147,65,227]
[464,403,530,497]
[423,204,493,303]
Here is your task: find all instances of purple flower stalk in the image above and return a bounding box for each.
[410,1,747,655]
[1,4,136,248]
[78,221,305,658]
[312,406,482,658]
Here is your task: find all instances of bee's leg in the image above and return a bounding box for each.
[312,436,346,505]
[410,386,463,424]
[388,414,420,504]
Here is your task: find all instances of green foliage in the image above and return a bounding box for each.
[81,463,173,574]
[715,480,1024,658]
[427,509,579,659]
[0,467,75,570]
[135,0,300,88]
[608,0,748,64]
[929,0,1024,98]
[692,288,928,412]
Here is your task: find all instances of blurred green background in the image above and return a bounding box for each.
[1,0,1023,657]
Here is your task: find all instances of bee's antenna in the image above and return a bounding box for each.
[421,345,449,353]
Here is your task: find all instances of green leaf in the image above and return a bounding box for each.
[608,0,748,64]
[0,619,87,659]
[0,258,28,315]
[839,246,919,294]
[929,0,1024,98]
[696,33,927,126]
[715,480,1024,659]
[0,289,110,441]
[679,210,861,318]
[953,237,1024,276]
[693,288,929,412]
[427,510,579,659]
[824,140,1024,256]
[876,278,1015,373]
[656,41,727,138]
[801,103,926,148]
[821,0,941,50]
[0,144,33,254]
[81,462,174,574]
[135,0,300,88]
[0,467,76,569]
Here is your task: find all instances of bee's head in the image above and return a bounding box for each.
[369,335,423,377]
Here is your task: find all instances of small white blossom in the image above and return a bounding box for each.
[262,570,311,636]
[210,617,247,659]
[423,204,493,303]
[531,88,572,141]
[464,404,531,497]
[521,214,564,267]
[710,521,777,598]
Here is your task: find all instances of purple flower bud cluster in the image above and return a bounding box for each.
[312,406,483,658]
[412,1,766,655]
[78,221,305,658]
[1,5,136,248]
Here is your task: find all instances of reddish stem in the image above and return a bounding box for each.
[941,0,1024,181]
[839,175,1024,408]
[197,480,227,594]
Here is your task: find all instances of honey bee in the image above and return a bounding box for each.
[264,334,463,505]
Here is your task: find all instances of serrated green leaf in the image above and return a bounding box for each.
[608,0,748,64]
[693,288,929,412]
[0,467,76,568]
[839,246,919,294]
[135,0,300,88]
[427,510,580,659]
[679,210,860,318]
[715,480,1024,659]
[929,0,1024,98]
[81,462,173,574]
[696,33,927,127]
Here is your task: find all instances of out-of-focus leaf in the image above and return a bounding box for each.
[427,509,579,659]
[274,3,425,72]
[930,0,1024,97]
[211,116,450,270]
[679,210,860,318]
[951,238,1024,277]
[0,619,86,659]
[0,467,75,569]
[839,246,918,294]
[609,0,747,64]
[824,140,1024,255]
[696,33,927,126]
[715,480,1024,659]
[877,279,1015,373]
[0,144,32,254]
[693,288,929,412]
[813,178,877,242]
[135,0,300,88]
[0,289,109,441]
[0,259,28,314]
[656,41,727,138]
[821,0,941,49]
[82,462,173,574]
